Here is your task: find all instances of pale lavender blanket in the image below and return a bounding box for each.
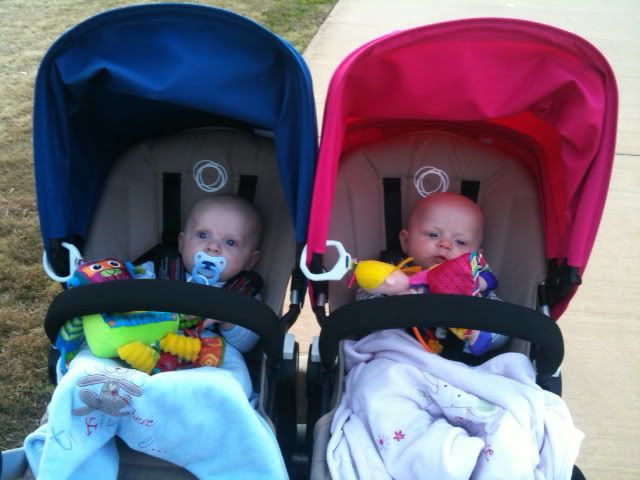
[328,329,583,480]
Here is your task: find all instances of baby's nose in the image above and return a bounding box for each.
[206,240,222,253]
[438,238,452,249]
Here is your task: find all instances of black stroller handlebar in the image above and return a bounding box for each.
[44,279,283,361]
[319,294,563,376]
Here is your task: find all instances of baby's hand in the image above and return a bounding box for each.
[203,318,234,331]
[202,318,217,329]
[397,288,419,295]
[466,329,480,344]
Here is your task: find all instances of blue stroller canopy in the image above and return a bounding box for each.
[33,3,317,248]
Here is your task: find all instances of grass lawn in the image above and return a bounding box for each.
[0,0,335,450]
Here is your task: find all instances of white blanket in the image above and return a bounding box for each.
[24,348,288,480]
[327,329,583,480]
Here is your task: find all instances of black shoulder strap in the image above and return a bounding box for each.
[135,172,184,279]
[238,175,258,203]
[223,270,263,297]
[162,172,182,247]
[460,180,480,203]
[155,250,186,281]
[382,177,402,253]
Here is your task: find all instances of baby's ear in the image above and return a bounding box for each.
[247,250,261,270]
[177,232,185,254]
[399,229,409,254]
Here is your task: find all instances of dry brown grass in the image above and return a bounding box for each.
[0,0,335,450]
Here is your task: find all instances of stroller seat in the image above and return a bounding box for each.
[85,127,295,313]
[326,128,546,310]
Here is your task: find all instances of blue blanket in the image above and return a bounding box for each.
[24,349,288,479]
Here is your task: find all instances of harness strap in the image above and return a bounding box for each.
[382,177,402,253]
[161,172,182,247]
[238,174,258,203]
[223,270,263,297]
[460,179,480,203]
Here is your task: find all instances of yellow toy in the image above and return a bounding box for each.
[352,258,443,354]
[353,252,498,356]
[352,258,418,293]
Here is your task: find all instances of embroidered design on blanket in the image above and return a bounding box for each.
[72,368,143,417]
[419,371,503,464]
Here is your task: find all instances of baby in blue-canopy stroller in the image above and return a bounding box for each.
[10,4,317,479]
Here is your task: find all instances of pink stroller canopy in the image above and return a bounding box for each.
[308,18,617,317]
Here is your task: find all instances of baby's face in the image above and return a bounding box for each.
[179,203,260,282]
[400,194,482,269]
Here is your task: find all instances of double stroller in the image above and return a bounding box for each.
[0,7,617,480]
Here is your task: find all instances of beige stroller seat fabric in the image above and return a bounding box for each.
[85,127,295,314]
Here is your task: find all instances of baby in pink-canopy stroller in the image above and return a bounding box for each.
[353,191,507,357]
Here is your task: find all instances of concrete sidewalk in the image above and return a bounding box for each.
[293,1,640,478]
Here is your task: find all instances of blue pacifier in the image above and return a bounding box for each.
[191,251,227,285]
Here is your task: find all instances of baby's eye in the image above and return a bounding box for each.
[455,240,467,246]
[225,239,237,247]
[197,231,208,240]
[426,232,439,238]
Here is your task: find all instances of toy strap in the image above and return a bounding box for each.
[398,257,421,276]
[411,327,443,354]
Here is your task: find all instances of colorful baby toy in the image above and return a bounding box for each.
[298,242,499,355]
[54,257,223,375]
[352,257,419,293]
[353,251,497,354]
